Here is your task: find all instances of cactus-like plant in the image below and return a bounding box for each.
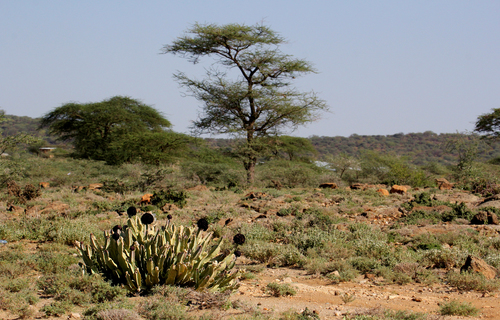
[75,214,241,293]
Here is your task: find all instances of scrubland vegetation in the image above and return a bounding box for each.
[0,141,499,319]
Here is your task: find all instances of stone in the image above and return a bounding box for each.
[377,188,389,196]
[87,183,103,191]
[461,255,498,280]
[319,183,338,189]
[39,182,50,189]
[187,185,208,191]
[140,193,154,204]
[390,185,407,194]
[350,183,366,190]
[436,178,454,190]
[488,212,499,225]
[161,203,179,212]
[471,211,499,225]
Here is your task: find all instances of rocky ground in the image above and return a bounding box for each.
[1,184,500,319]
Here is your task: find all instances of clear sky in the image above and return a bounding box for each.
[1,1,499,137]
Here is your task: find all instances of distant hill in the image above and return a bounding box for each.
[3,114,499,165]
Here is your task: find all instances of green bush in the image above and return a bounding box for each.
[266,282,296,297]
[151,189,188,209]
[439,300,479,316]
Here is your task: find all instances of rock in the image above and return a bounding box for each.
[377,188,389,196]
[461,255,498,280]
[390,185,407,194]
[433,192,480,205]
[72,186,85,192]
[161,203,179,212]
[39,182,50,189]
[265,209,278,215]
[489,212,499,225]
[7,205,23,213]
[471,211,499,225]
[87,183,103,191]
[187,185,208,191]
[140,193,154,204]
[319,183,338,189]
[477,200,500,210]
[350,183,366,190]
[436,178,454,190]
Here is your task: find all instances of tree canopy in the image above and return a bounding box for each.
[475,108,500,140]
[163,22,328,183]
[39,96,190,164]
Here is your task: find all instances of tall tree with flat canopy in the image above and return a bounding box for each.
[163,23,328,184]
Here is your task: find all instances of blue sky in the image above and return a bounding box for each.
[1,1,499,137]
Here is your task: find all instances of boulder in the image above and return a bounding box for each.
[87,183,103,191]
[350,183,366,190]
[471,211,499,225]
[460,255,498,280]
[390,185,407,194]
[39,182,50,189]
[319,183,337,189]
[187,185,208,191]
[377,188,389,196]
[435,178,454,190]
[140,193,154,204]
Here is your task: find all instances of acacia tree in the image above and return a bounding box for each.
[39,96,183,164]
[164,23,328,184]
[475,108,500,140]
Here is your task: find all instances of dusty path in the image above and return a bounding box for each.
[232,266,499,319]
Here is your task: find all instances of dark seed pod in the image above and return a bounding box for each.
[167,214,172,220]
[234,250,242,257]
[130,245,135,251]
[112,225,122,233]
[141,212,155,225]
[111,232,120,241]
[197,218,209,231]
[233,233,246,245]
[127,206,137,217]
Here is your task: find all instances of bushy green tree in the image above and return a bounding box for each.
[0,111,40,154]
[475,108,500,140]
[164,23,328,184]
[39,96,186,165]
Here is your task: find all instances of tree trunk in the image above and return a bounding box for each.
[245,160,256,185]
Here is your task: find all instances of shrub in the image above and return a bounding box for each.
[76,214,241,293]
[446,271,500,292]
[151,189,188,209]
[266,282,296,297]
[439,300,479,316]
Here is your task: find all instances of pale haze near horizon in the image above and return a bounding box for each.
[1,1,499,138]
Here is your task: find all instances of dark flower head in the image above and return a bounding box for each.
[167,214,173,220]
[127,206,137,217]
[130,245,136,251]
[233,233,246,245]
[111,232,120,241]
[141,212,155,225]
[234,250,242,257]
[197,218,209,231]
[112,225,122,233]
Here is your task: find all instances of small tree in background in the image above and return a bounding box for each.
[164,23,328,184]
[39,96,186,165]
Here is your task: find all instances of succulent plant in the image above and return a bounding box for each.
[127,206,137,217]
[197,218,209,231]
[141,212,155,225]
[75,214,241,294]
[233,233,246,245]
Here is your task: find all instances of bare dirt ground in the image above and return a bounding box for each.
[230,263,499,320]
